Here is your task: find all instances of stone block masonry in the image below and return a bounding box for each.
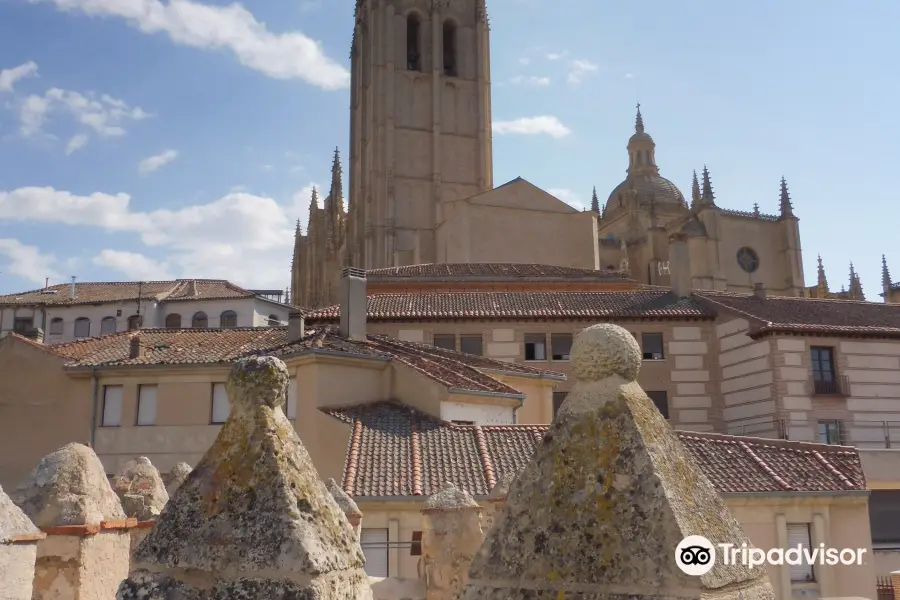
[462,323,776,600]
[118,355,372,599]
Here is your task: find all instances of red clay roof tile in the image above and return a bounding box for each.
[324,402,866,498]
[365,263,631,282]
[0,279,258,306]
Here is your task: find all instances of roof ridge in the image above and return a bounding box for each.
[344,419,363,496]
[410,415,423,496]
[811,450,860,490]
[677,429,859,452]
[736,440,795,491]
[472,425,497,490]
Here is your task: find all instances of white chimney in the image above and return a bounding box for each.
[287,311,306,342]
[70,276,76,299]
[753,282,766,300]
[339,267,367,341]
[668,234,692,298]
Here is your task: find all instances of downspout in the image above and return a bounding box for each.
[89,368,99,447]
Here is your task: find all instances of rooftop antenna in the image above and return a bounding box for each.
[44,277,49,289]
[136,281,143,326]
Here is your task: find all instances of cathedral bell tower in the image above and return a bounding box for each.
[347,0,494,269]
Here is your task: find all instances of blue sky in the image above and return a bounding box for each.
[0,0,896,297]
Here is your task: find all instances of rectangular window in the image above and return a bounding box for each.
[211,383,230,424]
[432,333,456,350]
[553,391,567,418]
[641,333,665,360]
[49,318,64,335]
[524,333,547,361]
[410,530,423,556]
[286,377,297,419]
[459,334,483,356]
[100,317,117,335]
[74,318,91,339]
[136,385,158,426]
[811,346,839,394]
[360,528,389,577]
[646,391,669,419]
[818,420,843,445]
[13,317,33,335]
[786,523,815,582]
[452,420,475,425]
[101,385,123,427]
[551,333,572,361]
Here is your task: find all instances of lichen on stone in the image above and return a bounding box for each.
[327,478,362,518]
[164,462,191,497]
[13,442,126,527]
[113,457,169,521]
[424,482,480,510]
[0,483,40,543]
[462,324,775,600]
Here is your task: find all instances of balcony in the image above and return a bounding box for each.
[812,374,850,396]
[728,417,900,449]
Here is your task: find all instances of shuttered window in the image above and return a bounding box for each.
[786,523,815,582]
[286,378,297,419]
[211,383,230,423]
[136,385,158,425]
[102,385,123,426]
[360,528,389,577]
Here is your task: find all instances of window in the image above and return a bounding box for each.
[100,317,117,335]
[127,315,142,330]
[360,528,389,577]
[73,317,91,339]
[646,391,669,419]
[432,334,456,350]
[220,310,238,329]
[811,346,838,394]
[786,524,815,582]
[136,385,158,426]
[165,313,182,328]
[641,333,664,360]
[267,314,280,326]
[13,317,33,334]
[452,420,475,425]
[459,335,483,356]
[410,530,423,556]
[736,247,760,274]
[524,333,546,361]
[285,377,297,420]
[192,312,208,328]
[442,21,457,76]
[818,420,843,445]
[211,383,230,423]
[406,14,421,71]
[551,333,572,361]
[553,391,567,418]
[101,385,123,427]
[49,318,64,335]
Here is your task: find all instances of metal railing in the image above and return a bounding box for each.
[877,576,895,600]
[812,374,851,396]
[727,417,900,449]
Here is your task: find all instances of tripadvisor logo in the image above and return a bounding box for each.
[675,535,868,577]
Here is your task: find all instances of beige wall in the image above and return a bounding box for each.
[357,494,876,600]
[0,337,94,487]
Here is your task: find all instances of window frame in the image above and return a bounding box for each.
[100,316,117,335]
[360,528,389,577]
[786,523,815,582]
[818,419,843,445]
[101,385,124,427]
[810,346,836,383]
[165,313,182,328]
[459,334,483,356]
[552,391,567,418]
[49,317,64,336]
[550,333,573,361]
[136,384,158,426]
[73,317,91,339]
[220,310,238,329]
[192,312,209,328]
[646,390,670,419]
[13,317,33,334]
[432,333,456,351]
[641,332,665,360]
[211,383,230,424]
[410,530,423,556]
[524,333,547,361]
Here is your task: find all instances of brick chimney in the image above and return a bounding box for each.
[287,311,305,343]
[668,233,693,298]
[753,282,766,300]
[129,334,143,359]
[339,267,367,341]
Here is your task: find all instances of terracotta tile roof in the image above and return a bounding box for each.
[37,327,560,396]
[325,402,866,498]
[696,291,900,338]
[365,263,630,282]
[0,279,257,306]
[306,290,714,322]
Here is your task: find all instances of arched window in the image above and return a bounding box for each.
[73,317,91,339]
[267,314,281,326]
[192,312,208,328]
[49,317,64,336]
[165,313,182,328]
[407,13,422,71]
[442,21,457,76]
[220,311,238,329]
[100,317,117,335]
[127,315,142,330]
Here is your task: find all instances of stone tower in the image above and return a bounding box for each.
[347,0,493,270]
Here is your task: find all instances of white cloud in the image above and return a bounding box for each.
[32,0,349,90]
[546,52,567,61]
[567,59,598,84]
[509,75,550,86]
[139,149,179,174]
[548,188,586,210]
[0,186,308,288]
[65,133,89,155]
[19,95,51,136]
[518,57,530,66]
[625,73,634,79]
[0,238,61,285]
[93,249,172,280]
[18,87,150,143]
[493,116,571,139]
[0,61,38,92]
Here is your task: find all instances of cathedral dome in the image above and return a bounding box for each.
[606,173,687,208]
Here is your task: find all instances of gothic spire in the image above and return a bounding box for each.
[328,147,343,214]
[816,254,828,297]
[308,186,318,214]
[700,165,716,206]
[590,186,599,213]
[849,262,865,301]
[884,255,893,294]
[691,170,701,209]
[779,176,794,218]
[635,103,644,134]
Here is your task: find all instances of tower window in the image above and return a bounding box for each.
[443,21,457,76]
[407,14,421,71]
